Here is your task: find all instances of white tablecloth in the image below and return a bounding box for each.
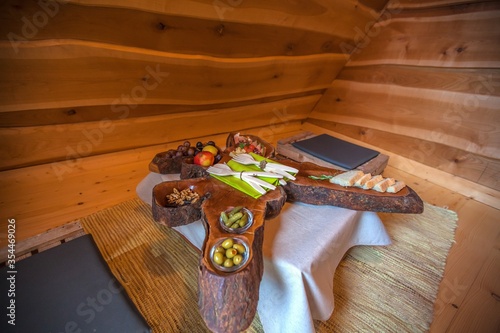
[136,173,391,333]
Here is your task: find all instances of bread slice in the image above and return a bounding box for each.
[354,173,372,187]
[329,170,364,186]
[373,178,396,192]
[387,181,406,193]
[362,175,383,189]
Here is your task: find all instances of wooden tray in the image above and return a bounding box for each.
[150,135,423,332]
[225,132,275,157]
[152,175,286,333]
[280,160,423,214]
[277,131,389,175]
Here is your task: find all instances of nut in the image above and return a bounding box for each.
[166,187,200,206]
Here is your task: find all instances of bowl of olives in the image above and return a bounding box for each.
[210,237,250,273]
[219,206,253,233]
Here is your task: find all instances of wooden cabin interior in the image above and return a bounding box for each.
[1,0,499,332]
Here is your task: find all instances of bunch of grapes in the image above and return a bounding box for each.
[164,140,222,163]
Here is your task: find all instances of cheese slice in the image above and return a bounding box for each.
[362,175,383,189]
[387,181,406,193]
[329,170,364,186]
[373,178,396,192]
[354,173,372,187]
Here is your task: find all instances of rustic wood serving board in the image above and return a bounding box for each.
[150,147,423,332]
[152,176,286,333]
[276,131,389,175]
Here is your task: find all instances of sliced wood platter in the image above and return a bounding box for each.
[152,177,286,333]
[150,133,423,332]
[279,159,424,214]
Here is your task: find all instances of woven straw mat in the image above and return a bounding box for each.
[81,198,457,333]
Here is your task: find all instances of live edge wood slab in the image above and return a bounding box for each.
[150,152,423,333]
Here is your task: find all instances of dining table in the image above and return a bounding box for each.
[136,172,391,333]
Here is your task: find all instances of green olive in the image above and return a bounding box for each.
[213,252,224,265]
[223,258,234,268]
[214,246,225,254]
[226,248,238,259]
[232,254,243,265]
[221,238,234,249]
[233,243,246,254]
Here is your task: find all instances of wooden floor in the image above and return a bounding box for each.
[0,127,498,332]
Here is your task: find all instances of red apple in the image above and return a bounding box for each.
[194,151,215,166]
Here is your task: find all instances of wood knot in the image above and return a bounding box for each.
[336,97,342,102]
[156,22,167,31]
[455,46,466,53]
[66,109,77,115]
[286,43,296,54]
[321,41,333,52]
[215,24,225,37]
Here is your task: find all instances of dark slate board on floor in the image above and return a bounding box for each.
[292,133,380,170]
[0,234,151,333]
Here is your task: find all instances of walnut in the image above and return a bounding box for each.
[166,187,200,206]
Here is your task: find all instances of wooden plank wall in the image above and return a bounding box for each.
[0,0,389,244]
[307,0,500,206]
[0,0,392,170]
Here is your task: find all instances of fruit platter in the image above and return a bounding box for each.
[149,133,423,333]
[149,140,223,174]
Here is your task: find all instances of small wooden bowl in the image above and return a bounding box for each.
[149,152,193,174]
[225,132,275,158]
[152,179,208,227]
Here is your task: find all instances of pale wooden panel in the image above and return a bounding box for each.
[0,1,348,57]
[430,199,500,332]
[62,0,387,38]
[478,159,500,192]
[309,80,500,159]
[387,0,496,10]
[443,246,500,333]
[305,119,499,191]
[338,66,500,97]
[348,2,500,67]
[384,165,500,333]
[0,91,323,127]
[0,40,343,112]
[0,95,320,169]
[0,123,304,246]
